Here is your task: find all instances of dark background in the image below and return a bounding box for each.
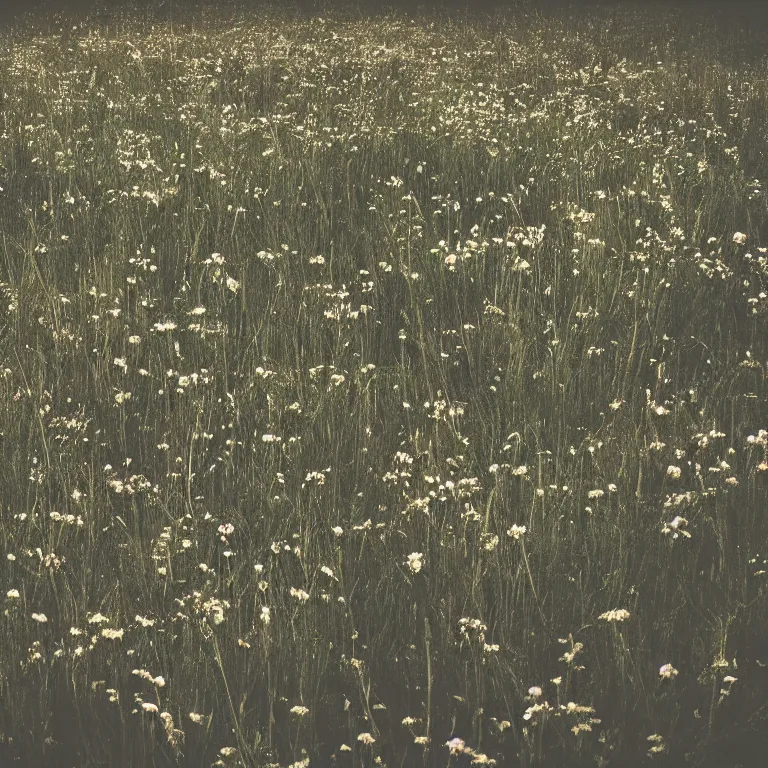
[2,0,768,24]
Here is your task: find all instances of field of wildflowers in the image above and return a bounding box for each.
[0,1,767,766]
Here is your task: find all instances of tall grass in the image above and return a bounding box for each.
[0,1,767,766]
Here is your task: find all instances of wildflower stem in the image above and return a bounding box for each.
[211,630,252,765]
[425,615,432,752]
[521,539,548,627]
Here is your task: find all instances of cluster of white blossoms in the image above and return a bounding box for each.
[599,608,631,622]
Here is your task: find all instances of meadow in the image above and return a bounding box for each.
[0,1,767,765]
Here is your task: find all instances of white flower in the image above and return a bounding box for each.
[659,663,678,679]
[31,613,48,623]
[662,515,692,539]
[733,232,747,245]
[507,524,527,540]
[407,552,424,574]
[599,608,631,622]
